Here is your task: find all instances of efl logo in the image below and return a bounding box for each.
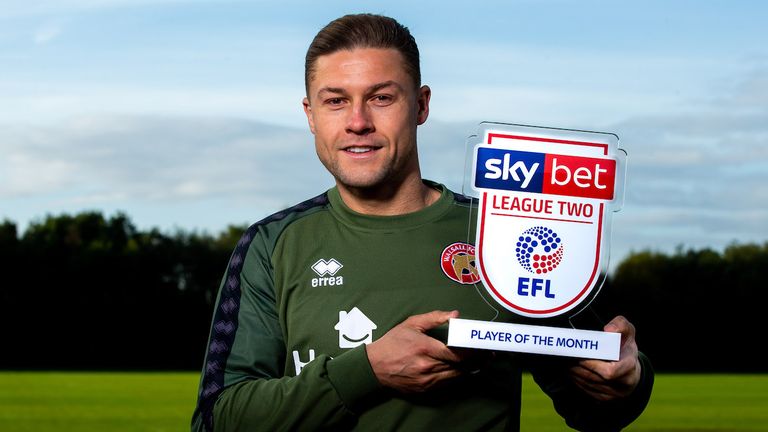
[474,147,616,200]
[515,227,564,275]
[515,226,565,301]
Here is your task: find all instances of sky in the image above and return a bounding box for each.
[1,0,766,267]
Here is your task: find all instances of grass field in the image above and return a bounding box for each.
[0,372,196,432]
[520,374,768,431]
[0,372,766,431]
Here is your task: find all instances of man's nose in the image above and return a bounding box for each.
[346,101,374,135]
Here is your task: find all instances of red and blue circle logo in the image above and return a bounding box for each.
[515,226,564,274]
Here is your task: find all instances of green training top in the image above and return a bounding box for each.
[192,181,653,432]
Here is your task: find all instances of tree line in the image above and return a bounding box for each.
[0,211,764,372]
[594,242,767,372]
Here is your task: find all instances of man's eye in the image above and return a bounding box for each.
[371,95,393,105]
[326,98,344,106]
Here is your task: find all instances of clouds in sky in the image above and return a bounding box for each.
[609,63,768,257]
[0,0,199,18]
[0,1,766,266]
[33,21,63,44]
[0,115,333,232]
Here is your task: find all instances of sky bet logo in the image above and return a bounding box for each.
[474,147,616,200]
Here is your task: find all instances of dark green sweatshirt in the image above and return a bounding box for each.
[192,181,653,431]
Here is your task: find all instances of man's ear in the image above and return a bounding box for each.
[416,85,431,125]
[303,97,316,134]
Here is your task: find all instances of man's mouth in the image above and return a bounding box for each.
[344,146,379,154]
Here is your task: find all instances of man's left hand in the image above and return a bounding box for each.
[568,315,642,401]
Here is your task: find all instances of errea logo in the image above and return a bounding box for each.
[311,258,344,287]
[312,258,342,276]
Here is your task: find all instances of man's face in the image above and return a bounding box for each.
[303,48,430,191]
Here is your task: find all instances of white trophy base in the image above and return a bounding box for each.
[447,318,620,361]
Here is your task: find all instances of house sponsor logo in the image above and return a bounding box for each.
[334,307,377,348]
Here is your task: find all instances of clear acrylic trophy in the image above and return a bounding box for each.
[447,122,627,360]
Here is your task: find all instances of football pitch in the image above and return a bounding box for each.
[0,372,765,431]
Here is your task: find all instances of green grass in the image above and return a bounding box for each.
[521,373,768,431]
[0,372,198,432]
[0,372,766,431]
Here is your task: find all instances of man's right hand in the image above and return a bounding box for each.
[365,310,482,393]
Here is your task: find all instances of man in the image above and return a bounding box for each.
[192,13,653,431]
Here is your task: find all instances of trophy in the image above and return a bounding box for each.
[447,122,627,361]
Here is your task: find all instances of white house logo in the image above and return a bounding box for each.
[311,258,344,287]
[334,307,377,348]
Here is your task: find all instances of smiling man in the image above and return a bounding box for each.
[304,39,435,215]
[192,14,653,432]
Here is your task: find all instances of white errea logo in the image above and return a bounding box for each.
[312,258,342,276]
[311,258,344,287]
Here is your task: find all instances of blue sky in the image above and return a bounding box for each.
[1,0,766,266]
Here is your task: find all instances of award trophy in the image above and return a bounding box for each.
[447,122,627,361]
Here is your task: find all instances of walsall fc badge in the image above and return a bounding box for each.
[441,242,481,284]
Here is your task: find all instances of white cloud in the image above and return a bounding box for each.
[0,49,765,264]
[33,22,62,44]
[0,101,765,265]
[0,114,327,203]
[2,153,78,196]
[0,0,207,18]
[606,67,768,259]
[429,85,679,130]
[421,39,756,133]
[0,84,308,127]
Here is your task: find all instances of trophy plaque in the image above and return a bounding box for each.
[447,122,627,361]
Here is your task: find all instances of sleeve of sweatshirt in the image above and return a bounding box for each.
[529,351,654,432]
[191,222,382,432]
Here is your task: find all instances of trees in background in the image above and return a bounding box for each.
[593,243,767,372]
[0,211,765,371]
[0,212,238,370]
